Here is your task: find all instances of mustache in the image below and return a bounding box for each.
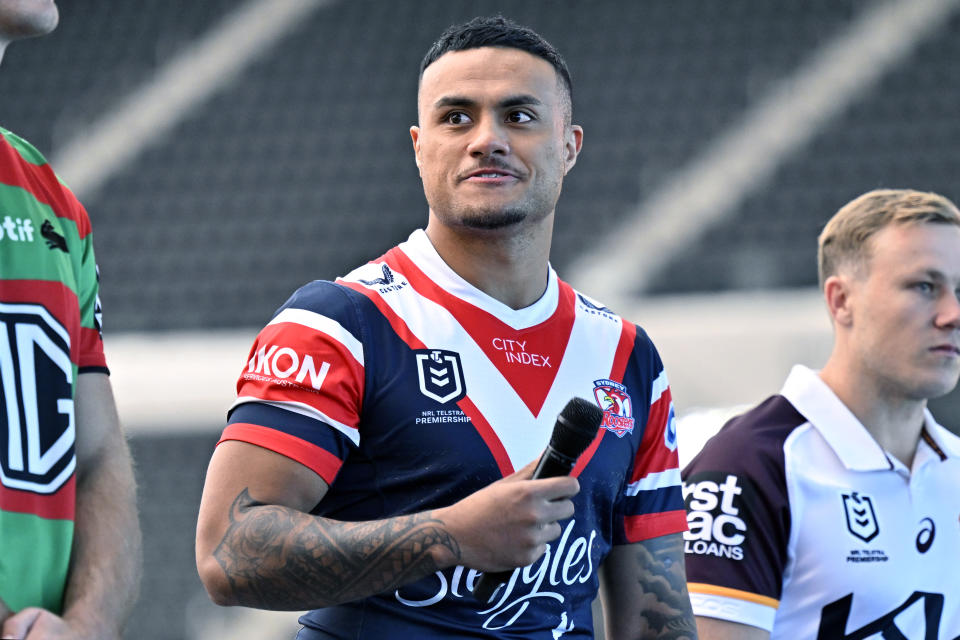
[458,158,524,180]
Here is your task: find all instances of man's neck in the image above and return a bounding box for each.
[424,215,553,310]
[818,359,926,469]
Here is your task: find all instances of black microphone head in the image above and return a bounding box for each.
[551,397,604,458]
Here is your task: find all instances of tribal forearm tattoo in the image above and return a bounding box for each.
[632,534,699,639]
[212,488,461,609]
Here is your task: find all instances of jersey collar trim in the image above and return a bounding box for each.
[920,412,960,460]
[780,364,891,471]
[397,229,559,330]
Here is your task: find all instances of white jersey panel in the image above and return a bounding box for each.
[346,272,544,469]
[533,307,622,438]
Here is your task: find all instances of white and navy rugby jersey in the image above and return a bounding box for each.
[222,229,687,639]
[683,365,960,639]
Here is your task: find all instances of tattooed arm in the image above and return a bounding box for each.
[196,440,578,610]
[599,533,698,640]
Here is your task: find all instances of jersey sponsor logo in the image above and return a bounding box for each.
[689,594,744,619]
[593,379,634,437]
[40,220,66,252]
[0,302,76,493]
[576,293,616,321]
[245,344,331,391]
[491,338,552,368]
[817,591,945,639]
[0,215,36,244]
[395,519,596,633]
[915,517,935,554]
[683,473,747,561]
[842,492,879,543]
[415,349,466,404]
[357,263,407,294]
[358,263,394,286]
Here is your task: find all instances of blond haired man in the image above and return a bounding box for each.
[682,189,960,639]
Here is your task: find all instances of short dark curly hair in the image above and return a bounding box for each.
[419,15,573,118]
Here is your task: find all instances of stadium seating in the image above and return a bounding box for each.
[1,1,957,637]
[1,0,875,331]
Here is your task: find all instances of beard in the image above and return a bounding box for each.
[455,206,529,230]
[429,189,556,233]
[422,164,563,234]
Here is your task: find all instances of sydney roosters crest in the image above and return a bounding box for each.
[593,379,635,437]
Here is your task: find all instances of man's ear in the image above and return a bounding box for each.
[563,125,583,175]
[824,274,855,328]
[410,125,422,175]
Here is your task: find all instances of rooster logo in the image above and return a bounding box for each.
[600,390,626,415]
[593,379,635,437]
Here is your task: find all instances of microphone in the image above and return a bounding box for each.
[472,397,604,604]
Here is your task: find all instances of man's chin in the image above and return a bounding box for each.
[459,211,528,231]
[908,371,960,401]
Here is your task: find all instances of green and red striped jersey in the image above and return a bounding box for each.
[0,127,107,613]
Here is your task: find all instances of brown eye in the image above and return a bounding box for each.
[506,110,533,124]
[444,111,472,125]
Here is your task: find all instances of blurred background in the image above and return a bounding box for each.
[2,0,959,637]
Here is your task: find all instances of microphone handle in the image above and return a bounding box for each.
[472,445,578,604]
[532,445,578,478]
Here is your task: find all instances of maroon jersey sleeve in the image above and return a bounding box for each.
[681,395,805,621]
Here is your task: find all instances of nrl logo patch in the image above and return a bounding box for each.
[415,349,466,404]
[842,491,880,543]
[593,379,635,437]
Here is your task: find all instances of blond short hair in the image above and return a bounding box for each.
[817,188,960,288]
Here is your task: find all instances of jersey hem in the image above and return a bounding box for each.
[689,588,777,630]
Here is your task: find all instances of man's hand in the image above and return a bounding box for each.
[1,608,81,640]
[434,457,580,572]
[197,446,580,609]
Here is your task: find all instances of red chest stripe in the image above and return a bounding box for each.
[387,249,575,418]
[339,279,514,478]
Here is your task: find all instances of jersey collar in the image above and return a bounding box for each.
[397,229,560,330]
[780,365,892,471]
[780,365,960,471]
[920,413,960,460]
